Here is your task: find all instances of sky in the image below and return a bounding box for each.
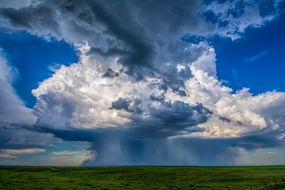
[0,0,285,166]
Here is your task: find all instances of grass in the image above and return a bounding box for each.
[1,166,285,189]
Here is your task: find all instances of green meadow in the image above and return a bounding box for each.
[1,166,285,190]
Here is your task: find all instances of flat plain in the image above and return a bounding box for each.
[1,166,285,190]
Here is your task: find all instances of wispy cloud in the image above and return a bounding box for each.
[244,50,270,63]
[0,148,46,154]
[0,154,16,159]
[0,148,46,159]
[51,150,90,156]
[47,150,92,166]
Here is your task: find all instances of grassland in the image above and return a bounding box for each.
[1,166,285,190]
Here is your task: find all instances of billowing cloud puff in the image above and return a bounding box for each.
[32,42,285,141]
[167,45,285,138]
[32,43,210,138]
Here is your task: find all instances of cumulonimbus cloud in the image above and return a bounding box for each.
[32,42,285,139]
[30,41,285,165]
[0,0,284,165]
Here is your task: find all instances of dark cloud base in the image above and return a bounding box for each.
[37,125,282,165]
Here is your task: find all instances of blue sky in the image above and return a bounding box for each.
[213,12,285,94]
[0,29,78,107]
[0,0,285,166]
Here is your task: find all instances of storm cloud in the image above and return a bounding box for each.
[0,0,282,69]
[0,0,285,165]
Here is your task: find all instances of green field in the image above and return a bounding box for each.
[1,166,285,190]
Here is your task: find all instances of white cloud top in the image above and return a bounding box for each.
[32,42,285,139]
